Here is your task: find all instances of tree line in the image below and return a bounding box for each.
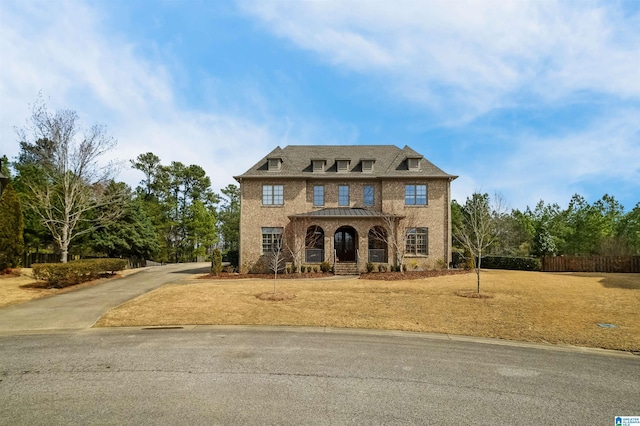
[453,193,639,259]
[0,99,240,268]
[1,100,638,270]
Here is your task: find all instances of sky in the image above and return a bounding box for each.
[1,0,638,211]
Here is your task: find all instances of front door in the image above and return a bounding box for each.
[334,226,356,262]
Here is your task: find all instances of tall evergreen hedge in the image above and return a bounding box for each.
[0,183,25,269]
[480,256,541,271]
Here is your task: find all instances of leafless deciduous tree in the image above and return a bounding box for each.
[368,208,424,272]
[16,98,125,262]
[268,233,285,294]
[454,192,507,293]
[284,217,323,273]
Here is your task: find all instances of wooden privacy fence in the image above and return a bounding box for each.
[542,256,640,273]
[22,253,59,268]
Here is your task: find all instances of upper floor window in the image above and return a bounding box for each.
[337,160,350,172]
[262,227,283,254]
[362,160,374,173]
[312,160,325,172]
[314,185,324,206]
[268,158,282,171]
[406,227,428,255]
[338,185,350,206]
[405,184,427,205]
[364,185,374,206]
[407,158,420,170]
[263,185,284,205]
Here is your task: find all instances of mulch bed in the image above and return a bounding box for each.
[201,272,334,280]
[201,269,470,281]
[0,268,22,278]
[455,290,494,299]
[256,292,297,301]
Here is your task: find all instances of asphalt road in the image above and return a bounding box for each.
[1,327,638,425]
[0,262,211,332]
[0,263,638,424]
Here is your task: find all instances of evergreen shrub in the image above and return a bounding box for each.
[320,261,331,273]
[211,248,223,275]
[32,258,128,288]
[480,256,541,271]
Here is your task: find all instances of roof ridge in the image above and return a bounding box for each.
[383,145,404,174]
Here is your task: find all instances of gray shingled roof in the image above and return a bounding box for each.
[235,145,456,180]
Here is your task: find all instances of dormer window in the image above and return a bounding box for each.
[361,159,375,173]
[337,159,350,172]
[407,157,420,171]
[268,157,282,171]
[312,159,326,172]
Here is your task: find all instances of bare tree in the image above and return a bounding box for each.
[284,217,323,273]
[368,212,402,271]
[16,98,125,262]
[368,208,424,272]
[454,192,507,293]
[268,233,285,294]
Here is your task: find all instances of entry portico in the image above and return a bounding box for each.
[287,208,400,271]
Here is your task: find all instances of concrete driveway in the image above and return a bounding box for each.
[0,262,211,333]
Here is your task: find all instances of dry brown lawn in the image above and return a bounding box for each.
[95,270,640,352]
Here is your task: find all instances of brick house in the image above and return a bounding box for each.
[234,145,457,274]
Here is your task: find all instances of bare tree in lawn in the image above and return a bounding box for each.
[268,232,285,294]
[454,192,507,294]
[15,98,125,263]
[368,208,421,273]
[284,216,323,273]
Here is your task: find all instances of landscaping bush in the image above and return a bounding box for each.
[32,258,128,288]
[366,262,375,272]
[480,256,541,271]
[435,259,448,270]
[211,248,223,275]
[320,261,331,273]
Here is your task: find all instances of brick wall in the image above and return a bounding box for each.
[239,178,452,273]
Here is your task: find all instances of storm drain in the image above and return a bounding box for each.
[596,323,617,328]
[142,326,184,330]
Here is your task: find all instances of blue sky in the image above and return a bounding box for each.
[1,0,638,211]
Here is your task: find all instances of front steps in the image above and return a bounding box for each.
[333,262,359,275]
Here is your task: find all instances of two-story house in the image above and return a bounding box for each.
[234,145,456,274]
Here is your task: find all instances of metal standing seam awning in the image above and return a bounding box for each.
[288,208,404,220]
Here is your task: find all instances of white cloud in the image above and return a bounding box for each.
[455,109,640,208]
[241,0,640,119]
[0,0,280,193]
